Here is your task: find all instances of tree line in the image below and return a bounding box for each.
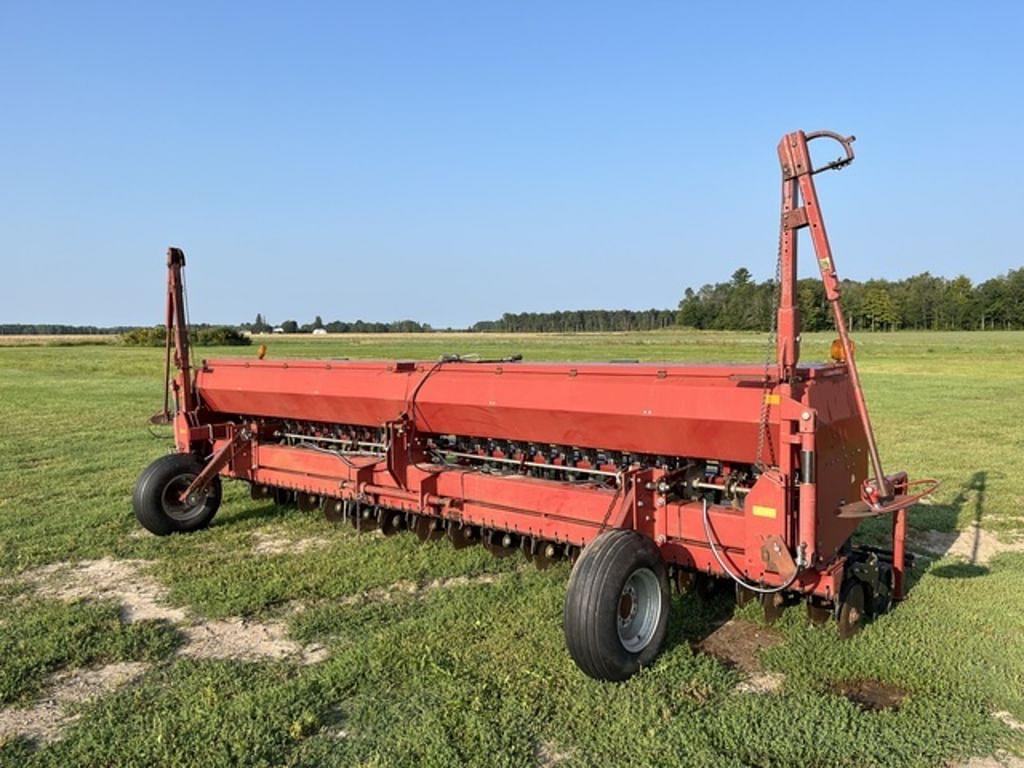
[471,309,678,333]
[472,267,1024,333]
[4,268,1022,336]
[675,267,1024,332]
[0,324,134,335]
[242,314,432,334]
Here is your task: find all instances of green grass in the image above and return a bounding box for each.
[0,329,1022,767]
[0,589,181,706]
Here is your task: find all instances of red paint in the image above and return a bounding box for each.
[158,131,935,606]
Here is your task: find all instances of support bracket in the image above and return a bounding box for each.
[179,427,253,503]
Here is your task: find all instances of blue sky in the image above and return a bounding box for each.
[1,2,1021,328]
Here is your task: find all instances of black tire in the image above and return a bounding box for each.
[563,530,671,681]
[133,453,222,536]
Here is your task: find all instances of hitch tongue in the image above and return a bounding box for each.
[178,428,252,503]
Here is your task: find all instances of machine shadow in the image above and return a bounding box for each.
[663,588,738,656]
[913,470,989,580]
[213,501,290,528]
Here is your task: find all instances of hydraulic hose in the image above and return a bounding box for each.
[701,499,803,594]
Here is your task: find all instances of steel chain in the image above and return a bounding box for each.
[755,217,784,471]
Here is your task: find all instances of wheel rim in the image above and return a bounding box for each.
[160,473,208,523]
[616,567,662,653]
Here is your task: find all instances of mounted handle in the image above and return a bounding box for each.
[805,130,856,174]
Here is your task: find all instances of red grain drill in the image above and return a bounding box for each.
[134,131,937,681]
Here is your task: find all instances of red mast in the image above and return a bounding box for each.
[775,130,890,500]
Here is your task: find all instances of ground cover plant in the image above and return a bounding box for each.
[0,329,1022,767]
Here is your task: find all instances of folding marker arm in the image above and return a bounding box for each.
[774,131,940,599]
[151,247,195,425]
[775,130,890,499]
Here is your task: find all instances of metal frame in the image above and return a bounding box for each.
[155,130,937,605]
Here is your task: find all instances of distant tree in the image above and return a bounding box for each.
[797,279,827,331]
[841,279,865,331]
[731,267,752,285]
[975,278,1006,330]
[313,315,324,329]
[1005,268,1024,328]
[945,275,974,330]
[251,313,271,333]
[677,288,705,328]
[897,273,941,329]
[863,287,898,331]
[281,320,299,334]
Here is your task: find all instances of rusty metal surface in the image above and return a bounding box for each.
[760,534,798,580]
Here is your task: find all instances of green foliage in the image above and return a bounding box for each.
[863,285,899,330]
[120,326,250,347]
[0,333,1022,766]
[675,267,1024,332]
[469,268,1024,333]
[245,318,432,334]
[473,309,677,333]
[0,325,130,336]
[251,313,272,334]
[193,326,251,346]
[118,326,167,346]
[0,596,180,705]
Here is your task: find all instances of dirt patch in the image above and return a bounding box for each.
[21,559,327,665]
[179,619,328,664]
[21,559,501,666]
[993,711,1024,732]
[5,559,509,744]
[832,679,908,711]
[952,713,1024,767]
[695,619,784,674]
[912,525,1024,565]
[735,671,785,694]
[0,662,148,745]
[959,754,1024,768]
[535,741,573,767]
[251,532,331,556]
[24,558,187,623]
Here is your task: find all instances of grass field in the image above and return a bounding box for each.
[1,329,1022,767]
[0,335,116,347]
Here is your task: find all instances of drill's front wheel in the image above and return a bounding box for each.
[133,453,222,536]
[563,530,670,681]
